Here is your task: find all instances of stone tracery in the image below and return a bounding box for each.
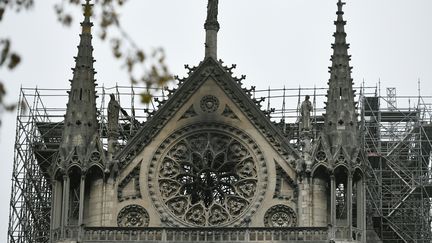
[149,124,266,226]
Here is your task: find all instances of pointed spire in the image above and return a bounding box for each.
[57,0,102,170]
[204,0,219,59]
[323,0,359,154]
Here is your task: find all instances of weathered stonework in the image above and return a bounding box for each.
[48,0,370,242]
[179,105,198,120]
[148,123,268,227]
[117,204,150,227]
[264,204,297,227]
[221,105,239,120]
[200,95,220,113]
[117,161,142,202]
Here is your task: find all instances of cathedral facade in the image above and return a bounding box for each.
[49,1,372,242]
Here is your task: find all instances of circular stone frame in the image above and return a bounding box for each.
[200,95,219,113]
[148,123,268,227]
[117,204,150,227]
[264,204,297,227]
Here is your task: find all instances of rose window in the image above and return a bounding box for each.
[150,125,266,226]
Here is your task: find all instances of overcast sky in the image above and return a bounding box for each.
[1,0,432,241]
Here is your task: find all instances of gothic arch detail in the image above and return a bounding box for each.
[148,123,267,227]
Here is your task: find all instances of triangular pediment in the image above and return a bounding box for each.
[116,58,299,168]
[311,137,330,162]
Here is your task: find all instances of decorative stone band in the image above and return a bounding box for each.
[204,21,220,31]
[81,227,331,242]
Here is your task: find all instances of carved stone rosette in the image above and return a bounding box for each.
[264,204,297,227]
[117,204,150,227]
[149,123,267,227]
[315,150,327,163]
[200,95,219,113]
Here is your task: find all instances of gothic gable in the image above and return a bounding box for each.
[112,57,301,227]
[116,58,300,168]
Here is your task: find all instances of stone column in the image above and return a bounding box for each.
[330,175,336,226]
[51,180,63,229]
[50,180,57,241]
[78,175,86,226]
[304,178,312,226]
[102,178,115,226]
[362,180,367,243]
[205,29,218,59]
[298,178,312,226]
[312,177,328,226]
[347,174,353,240]
[204,0,219,59]
[50,181,56,228]
[61,175,70,236]
[100,178,104,226]
[85,177,104,226]
[356,179,362,228]
[78,175,86,241]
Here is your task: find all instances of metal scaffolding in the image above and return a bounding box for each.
[7,84,432,243]
[7,85,162,243]
[361,87,432,243]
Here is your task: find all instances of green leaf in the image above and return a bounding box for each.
[140,92,152,104]
[0,8,5,21]
[8,53,21,70]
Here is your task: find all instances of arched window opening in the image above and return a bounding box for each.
[336,182,347,220]
[68,168,81,226]
[334,166,349,224]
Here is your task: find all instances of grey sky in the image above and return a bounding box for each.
[1,0,431,241]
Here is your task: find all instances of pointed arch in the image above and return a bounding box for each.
[311,163,330,177]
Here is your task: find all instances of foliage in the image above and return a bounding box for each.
[0,0,172,121]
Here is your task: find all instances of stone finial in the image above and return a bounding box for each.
[337,0,346,13]
[82,0,93,34]
[206,0,219,24]
[204,0,220,59]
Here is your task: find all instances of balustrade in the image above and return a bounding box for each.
[78,227,329,242]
